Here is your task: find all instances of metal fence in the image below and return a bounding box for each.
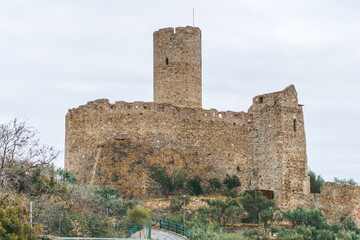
[38,213,150,239]
[151,217,191,239]
[126,223,150,239]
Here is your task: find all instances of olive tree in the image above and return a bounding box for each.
[0,119,59,191]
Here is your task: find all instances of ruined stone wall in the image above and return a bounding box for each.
[65,99,252,198]
[153,27,201,108]
[306,182,360,228]
[248,85,309,209]
[65,85,310,206]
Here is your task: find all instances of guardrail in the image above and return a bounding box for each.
[151,218,191,239]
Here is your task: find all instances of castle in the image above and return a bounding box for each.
[65,26,360,226]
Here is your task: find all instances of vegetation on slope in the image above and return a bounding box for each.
[0,119,359,239]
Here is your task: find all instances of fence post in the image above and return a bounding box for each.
[167,221,170,231]
[30,201,33,228]
[183,225,185,236]
[58,219,61,236]
[160,219,162,229]
[176,224,178,233]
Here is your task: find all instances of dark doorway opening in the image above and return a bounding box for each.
[245,189,274,200]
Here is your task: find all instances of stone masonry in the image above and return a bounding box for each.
[154,27,201,108]
[65,26,360,226]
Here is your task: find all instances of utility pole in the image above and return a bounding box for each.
[183,191,186,226]
[30,201,33,228]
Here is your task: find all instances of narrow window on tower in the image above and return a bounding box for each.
[293,119,297,132]
[165,58,169,65]
[259,96,263,103]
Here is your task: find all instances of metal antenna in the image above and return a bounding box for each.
[193,8,195,26]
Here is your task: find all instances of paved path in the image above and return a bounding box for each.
[151,229,186,240]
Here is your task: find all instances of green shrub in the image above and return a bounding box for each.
[207,178,222,194]
[281,207,327,229]
[223,174,241,190]
[188,219,245,240]
[240,191,275,224]
[92,185,138,219]
[198,197,243,227]
[170,196,190,213]
[187,177,203,196]
[308,169,324,193]
[125,206,152,227]
[342,217,358,232]
[57,168,77,183]
[222,188,239,198]
[149,167,186,198]
[0,193,41,240]
[334,177,358,186]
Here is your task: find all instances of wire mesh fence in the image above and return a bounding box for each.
[32,203,150,239]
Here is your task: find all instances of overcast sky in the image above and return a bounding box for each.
[0,0,359,183]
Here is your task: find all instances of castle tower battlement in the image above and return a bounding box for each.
[153,26,202,108]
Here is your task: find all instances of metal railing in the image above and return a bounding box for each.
[151,217,191,239]
[126,223,151,239]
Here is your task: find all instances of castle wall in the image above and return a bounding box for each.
[65,85,310,206]
[248,85,309,208]
[153,27,201,108]
[65,99,253,198]
[306,182,360,228]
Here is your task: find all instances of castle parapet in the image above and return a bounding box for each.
[67,99,248,126]
[252,85,299,108]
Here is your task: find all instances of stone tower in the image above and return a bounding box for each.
[153,26,202,108]
[248,85,310,208]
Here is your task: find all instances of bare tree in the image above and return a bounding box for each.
[0,119,59,190]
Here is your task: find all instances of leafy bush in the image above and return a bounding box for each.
[223,174,241,190]
[223,188,239,198]
[334,177,358,186]
[149,167,186,198]
[57,168,77,184]
[277,225,360,240]
[281,207,327,229]
[170,196,190,213]
[125,206,152,227]
[207,178,222,194]
[198,197,243,227]
[342,217,358,232]
[92,185,138,219]
[188,219,246,240]
[243,229,270,240]
[308,169,324,193]
[187,177,203,196]
[240,191,275,224]
[0,193,41,240]
[57,213,115,237]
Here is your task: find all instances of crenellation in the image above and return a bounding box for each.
[154,26,201,108]
[68,99,250,127]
